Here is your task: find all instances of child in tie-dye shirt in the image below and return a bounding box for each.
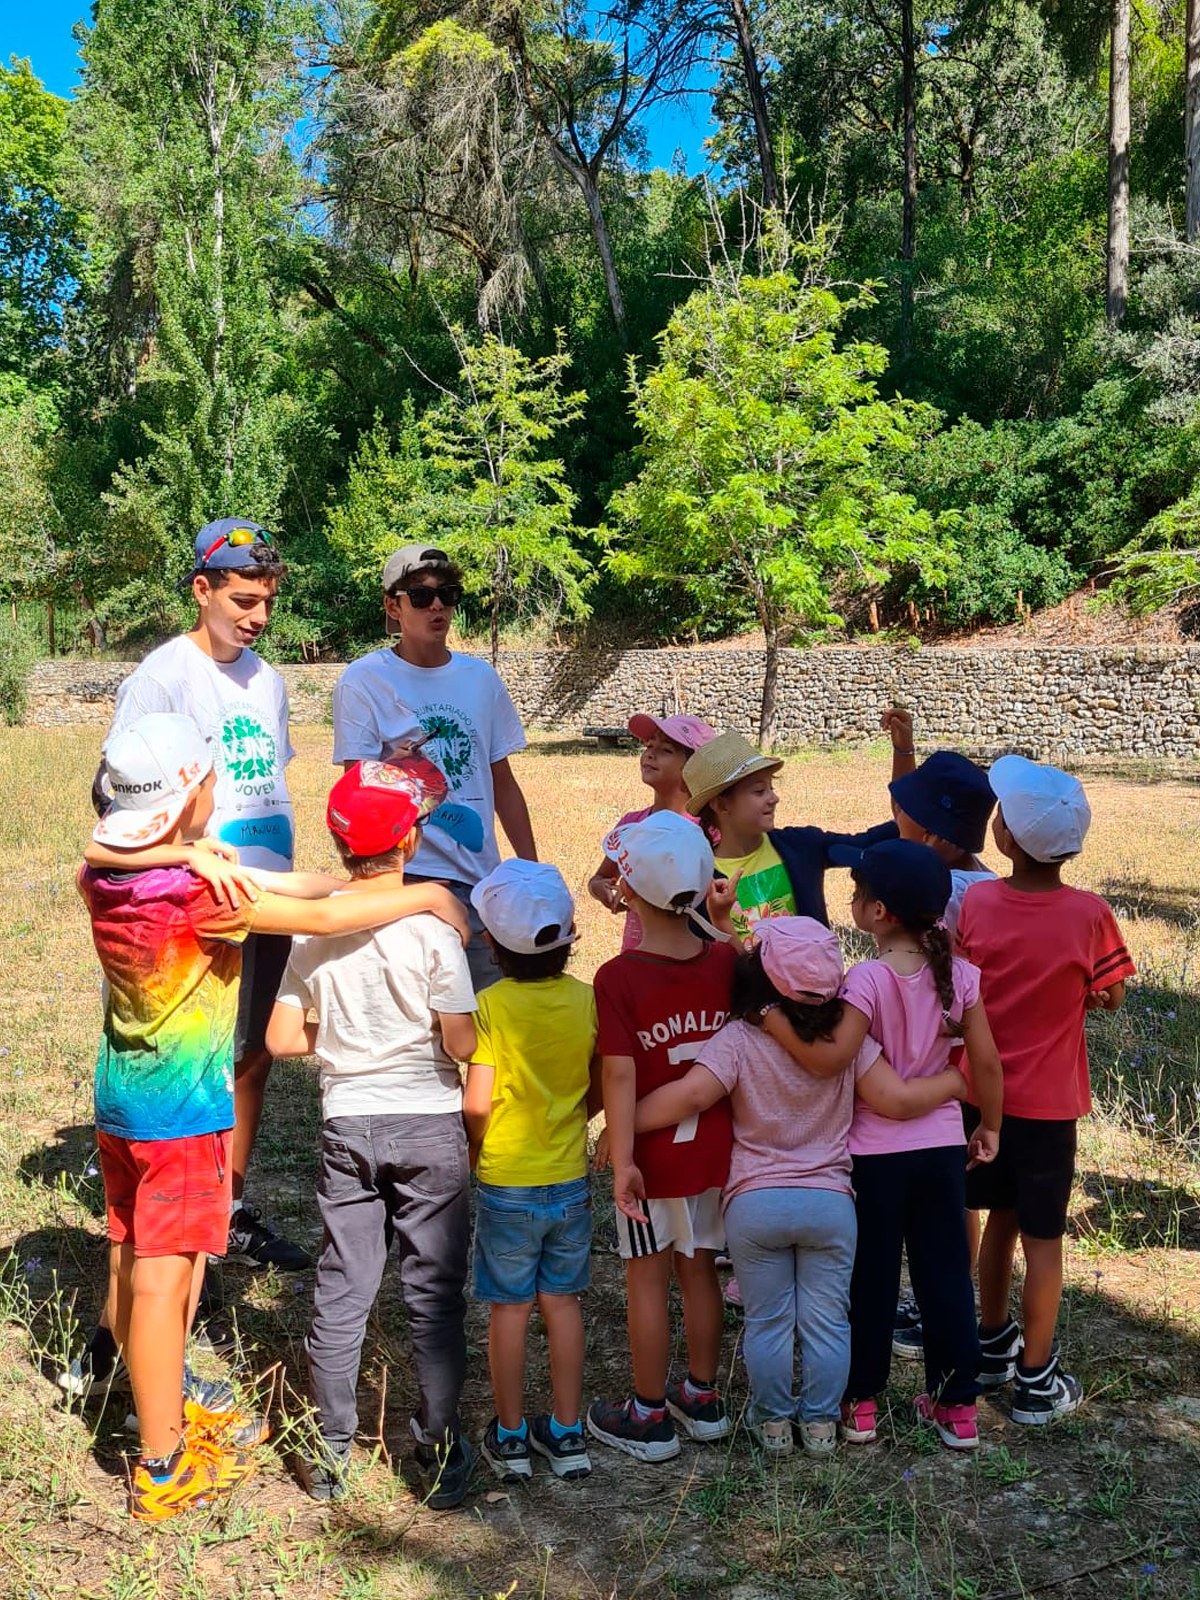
[77,712,468,1523]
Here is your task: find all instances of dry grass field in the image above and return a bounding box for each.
[1,726,1198,1600]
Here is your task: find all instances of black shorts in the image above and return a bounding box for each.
[234,933,293,1062]
[962,1105,1077,1241]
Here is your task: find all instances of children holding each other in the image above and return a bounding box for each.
[266,757,479,1508]
[762,840,1004,1451]
[79,717,469,1521]
[633,916,968,1458]
[588,712,716,951]
[462,861,600,1482]
[957,757,1135,1424]
[588,812,737,1461]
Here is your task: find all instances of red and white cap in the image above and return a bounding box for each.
[470,860,577,953]
[94,713,213,848]
[626,713,717,752]
[754,917,844,1002]
[326,755,448,857]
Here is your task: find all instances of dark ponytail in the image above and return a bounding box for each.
[920,923,963,1037]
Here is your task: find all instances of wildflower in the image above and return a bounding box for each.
[0,1048,8,1058]
[1144,1112,1156,1125]
[1165,1011,1176,1021]
[85,1165,98,1178]
[902,1469,915,1482]
[1094,1269,1104,1282]
[23,1257,41,1277]
[1140,1564,1158,1576]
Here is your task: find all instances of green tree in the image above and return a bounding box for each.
[608,222,954,742]
[421,327,593,662]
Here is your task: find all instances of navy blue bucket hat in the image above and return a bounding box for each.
[889,751,995,854]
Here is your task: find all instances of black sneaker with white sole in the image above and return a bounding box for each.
[978,1318,1022,1388]
[414,1434,476,1509]
[530,1414,591,1479]
[227,1204,313,1270]
[587,1396,681,1462]
[892,1296,924,1361]
[1011,1354,1082,1424]
[481,1417,533,1481]
[665,1379,731,1442]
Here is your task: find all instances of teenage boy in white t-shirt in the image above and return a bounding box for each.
[99,519,306,1276]
[267,756,478,1509]
[331,544,536,993]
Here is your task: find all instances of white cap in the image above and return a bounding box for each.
[470,860,577,953]
[95,713,213,848]
[988,755,1091,863]
[603,811,716,918]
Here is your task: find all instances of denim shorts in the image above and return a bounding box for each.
[472,1177,592,1303]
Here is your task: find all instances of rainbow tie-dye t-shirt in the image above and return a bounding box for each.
[79,865,257,1141]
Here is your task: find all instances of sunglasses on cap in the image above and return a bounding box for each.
[395,583,462,609]
[197,525,274,567]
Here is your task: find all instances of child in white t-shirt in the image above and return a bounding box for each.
[266,757,478,1510]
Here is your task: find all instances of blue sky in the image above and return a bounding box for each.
[5,3,718,173]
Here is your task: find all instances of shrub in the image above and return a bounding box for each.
[0,614,41,725]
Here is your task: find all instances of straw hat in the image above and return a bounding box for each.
[683,732,784,815]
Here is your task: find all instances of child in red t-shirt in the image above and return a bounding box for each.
[589,812,736,1462]
[957,757,1135,1425]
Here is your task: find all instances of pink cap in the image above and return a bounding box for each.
[626,713,717,752]
[755,917,844,1002]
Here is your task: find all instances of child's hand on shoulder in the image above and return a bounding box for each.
[422,885,472,947]
[966,1125,999,1170]
[188,844,259,910]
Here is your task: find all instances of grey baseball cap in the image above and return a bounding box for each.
[381,544,452,592]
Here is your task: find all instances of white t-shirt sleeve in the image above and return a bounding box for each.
[426,922,477,1015]
[106,669,176,744]
[331,666,384,765]
[487,671,527,764]
[276,672,296,765]
[274,948,314,1012]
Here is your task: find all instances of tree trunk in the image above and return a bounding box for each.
[899,0,918,361]
[47,600,55,656]
[729,0,778,209]
[1187,0,1200,241]
[759,627,780,748]
[1107,0,1131,327]
[576,167,629,348]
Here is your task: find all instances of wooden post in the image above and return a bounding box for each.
[869,598,880,633]
[47,600,55,656]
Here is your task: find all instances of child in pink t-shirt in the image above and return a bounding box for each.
[587,713,715,952]
[763,840,1004,1452]
[634,917,966,1460]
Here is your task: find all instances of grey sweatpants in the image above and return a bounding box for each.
[305,1113,470,1450]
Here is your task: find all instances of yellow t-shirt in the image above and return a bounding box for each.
[473,974,598,1187]
[714,836,798,940]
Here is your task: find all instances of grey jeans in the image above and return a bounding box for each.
[306,1113,470,1449]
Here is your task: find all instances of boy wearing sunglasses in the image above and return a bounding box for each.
[332,545,537,992]
[94,518,310,1275]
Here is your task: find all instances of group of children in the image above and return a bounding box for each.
[73,696,1135,1520]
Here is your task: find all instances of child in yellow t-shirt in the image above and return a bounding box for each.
[463,861,601,1483]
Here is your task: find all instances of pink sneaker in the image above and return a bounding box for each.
[915,1393,978,1451]
[838,1397,877,1443]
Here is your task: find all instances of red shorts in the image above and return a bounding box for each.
[98,1129,233,1257]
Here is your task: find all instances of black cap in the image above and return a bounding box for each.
[889,751,995,853]
[836,838,952,926]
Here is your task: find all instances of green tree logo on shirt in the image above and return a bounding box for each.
[419,710,473,786]
[222,713,277,785]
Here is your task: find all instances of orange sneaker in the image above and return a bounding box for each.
[187,1430,259,1492]
[184,1394,271,1449]
[128,1444,220,1523]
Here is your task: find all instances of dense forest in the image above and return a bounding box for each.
[5,0,1200,672]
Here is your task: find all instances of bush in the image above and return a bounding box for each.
[0,614,41,724]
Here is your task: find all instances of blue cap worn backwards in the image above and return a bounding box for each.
[889,751,995,854]
[194,518,275,574]
[830,838,953,927]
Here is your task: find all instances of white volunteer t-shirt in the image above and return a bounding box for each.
[106,636,295,870]
[274,911,476,1117]
[331,647,526,884]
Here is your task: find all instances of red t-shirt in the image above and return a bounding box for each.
[593,941,736,1198]
[957,879,1135,1120]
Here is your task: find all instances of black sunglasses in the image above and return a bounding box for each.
[398,583,462,609]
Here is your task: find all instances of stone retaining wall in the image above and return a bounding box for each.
[24,644,1200,759]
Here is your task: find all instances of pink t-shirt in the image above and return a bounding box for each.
[695,1020,881,1207]
[610,806,708,952]
[842,956,981,1157]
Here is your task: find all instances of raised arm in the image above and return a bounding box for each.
[882,706,917,782]
[634,1064,726,1134]
[761,1002,872,1079]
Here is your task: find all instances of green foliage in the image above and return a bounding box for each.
[0,612,40,724]
[608,223,954,733]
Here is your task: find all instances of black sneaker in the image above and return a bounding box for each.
[666,1379,731,1442]
[296,1437,352,1502]
[227,1204,313,1271]
[481,1417,532,1481]
[587,1396,680,1462]
[414,1434,476,1509]
[530,1414,592,1480]
[57,1341,129,1402]
[892,1297,924,1361]
[978,1318,1022,1389]
[1011,1354,1083,1425]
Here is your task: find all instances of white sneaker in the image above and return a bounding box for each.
[754,1418,794,1457]
[797,1420,837,1458]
